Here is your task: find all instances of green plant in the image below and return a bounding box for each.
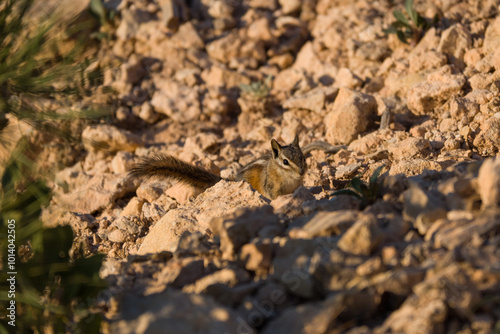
[239,75,273,99]
[0,1,108,332]
[333,165,385,207]
[0,141,106,333]
[383,0,430,46]
[0,0,107,147]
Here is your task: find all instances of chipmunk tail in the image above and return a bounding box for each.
[128,153,222,190]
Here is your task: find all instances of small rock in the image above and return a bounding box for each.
[82,125,142,153]
[477,158,500,208]
[334,68,363,89]
[111,151,134,174]
[150,78,201,123]
[211,206,281,259]
[108,229,127,243]
[120,197,144,217]
[388,137,431,160]
[407,66,466,115]
[324,88,377,144]
[338,214,384,255]
[239,239,273,273]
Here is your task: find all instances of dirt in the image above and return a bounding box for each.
[28,0,500,333]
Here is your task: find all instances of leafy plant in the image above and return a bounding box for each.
[333,165,385,207]
[0,142,106,333]
[0,1,108,332]
[0,0,108,147]
[239,75,273,99]
[383,0,430,45]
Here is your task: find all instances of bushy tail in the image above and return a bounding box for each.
[128,154,221,190]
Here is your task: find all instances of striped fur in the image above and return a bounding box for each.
[128,153,221,190]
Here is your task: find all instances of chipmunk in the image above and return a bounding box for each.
[128,135,344,200]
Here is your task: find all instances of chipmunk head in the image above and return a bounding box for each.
[270,135,307,178]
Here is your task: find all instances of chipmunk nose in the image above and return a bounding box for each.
[299,167,305,176]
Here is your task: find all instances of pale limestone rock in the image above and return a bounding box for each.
[483,15,500,54]
[477,158,500,208]
[337,214,384,256]
[82,125,142,153]
[324,88,377,144]
[110,151,134,175]
[387,137,431,160]
[120,197,144,217]
[138,180,268,254]
[150,78,201,123]
[407,66,466,115]
[334,68,363,89]
[437,24,472,69]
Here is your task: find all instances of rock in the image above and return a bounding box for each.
[477,158,500,208]
[211,206,281,259]
[484,15,500,54]
[138,102,160,124]
[337,214,384,256]
[278,0,301,15]
[239,239,273,273]
[158,258,205,288]
[159,0,188,30]
[116,8,155,40]
[138,180,269,254]
[170,22,204,49]
[409,51,447,74]
[271,187,315,218]
[297,210,360,238]
[272,238,323,298]
[206,30,265,66]
[121,56,146,85]
[111,151,134,174]
[81,125,142,153]
[473,115,500,155]
[54,174,138,214]
[407,66,466,115]
[183,267,250,294]
[428,212,500,250]
[108,229,127,243]
[150,78,201,123]
[120,197,144,217]
[324,88,377,144]
[136,181,166,202]
[437,24,472,69]
[387,137,431,160]
[402,184,447,234]
[334,68,363,89]
[261,294,344,334]
[41,210,96,232]
[110,289,255,334]
[283,87,338,114]
[389,159,446,177]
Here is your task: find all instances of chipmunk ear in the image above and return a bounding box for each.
[292,134,299,147]
[271,139,281,158]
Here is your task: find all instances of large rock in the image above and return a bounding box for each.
[407,65,466,115]
[110,289,255,334]
[324,88,377,144]
[437,24,472,69]
[138,180,269,254]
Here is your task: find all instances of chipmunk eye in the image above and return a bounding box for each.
[283,159,289,165]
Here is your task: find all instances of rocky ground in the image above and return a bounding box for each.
[30,0,500,333]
